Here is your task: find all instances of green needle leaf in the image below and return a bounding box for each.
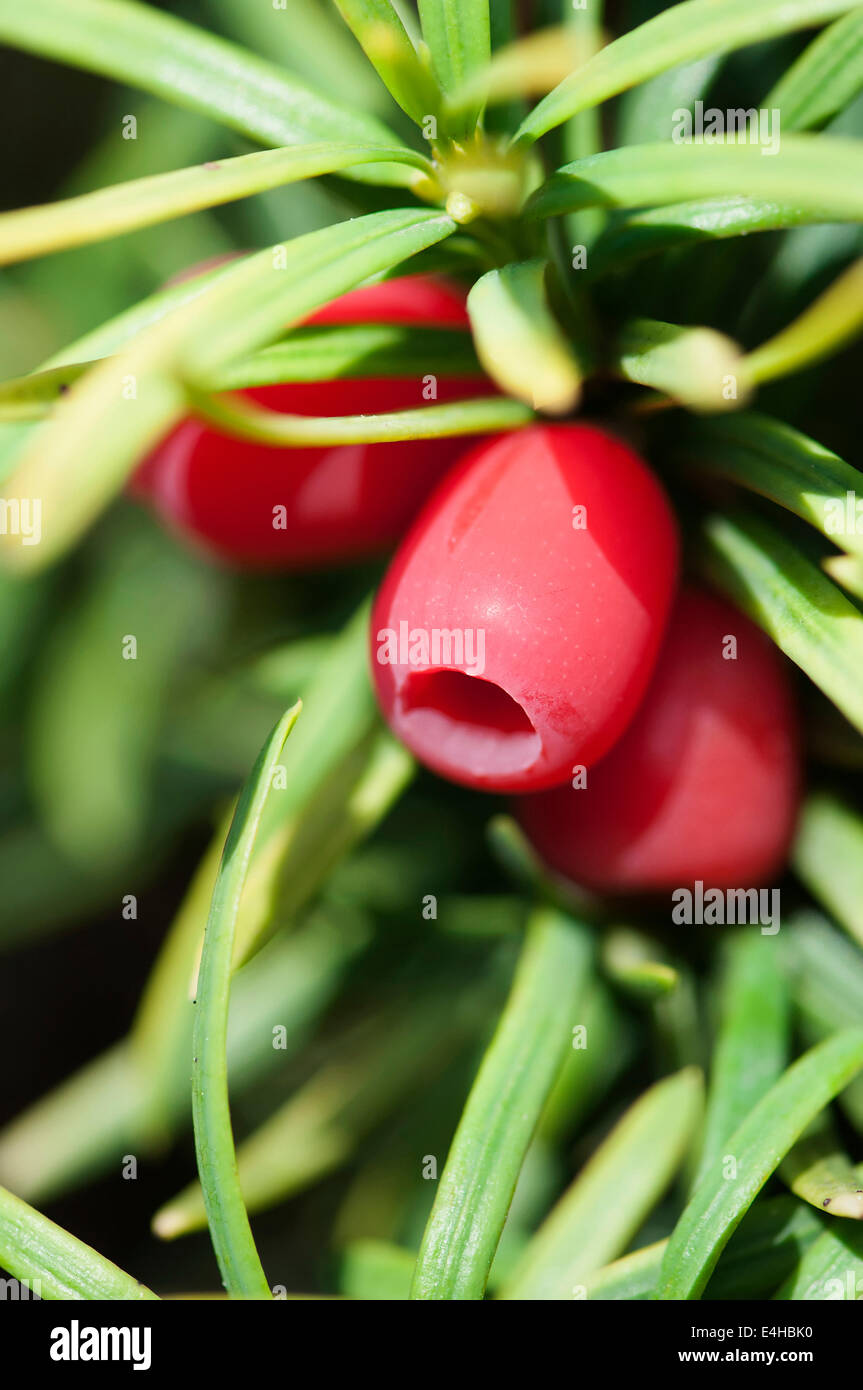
[0,254,256,460]
[0,0,414,185]
[0,909,370,1204]
[587,1195,824,1301]
[782,913,863,1132]
[583,1239,667,1302]
[825,553,863,599]
[694,935,790,1192]
[484,0,522,126]
[192,704,302,1298]
[561,3,606,249]
[333,1,441,124]
[27,518,215,872]
[207,0,392,116]
[418,0,490,134]
[0,1182,158,1300]
[501,1068,703,1300]
[587,26,863,279]
[616,52,723,149]
[792,792,863,948]
[212,323,481,386]
[515,0,859,144]
[12,255,260,380]
[131,600,399,1127]
[538,978,636,1147]
[702,510,863,738]
[0,1045,143,1204]
[444,24,584,113]
[742,257,863,385]
[0,323,483,420]
[780,1119,863,1218]
[601,927,679,1000]
[784,912,863,1024]
[673,411,863,560]
[527,136,863,223]
[611,317,747,412]
[410,907,592,1300]
[156,980,490,1238]
[185,388,532,446]
[764,9,863,131]
[0,208,455,572]
[467,260,583,413]
[0,362,92,421]
[774,1192,863,1298]
[588,198,823,280]
[340,1240,416,1301]
[0,144,431,268]
[657,1028,863,1300]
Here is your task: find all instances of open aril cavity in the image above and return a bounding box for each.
[398,668,541,783]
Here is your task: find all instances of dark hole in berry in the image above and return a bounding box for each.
[400,669,541,780]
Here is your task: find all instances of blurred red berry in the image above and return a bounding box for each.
[132,275,484,568]
[517,587,800,891]
[370,424,678,793]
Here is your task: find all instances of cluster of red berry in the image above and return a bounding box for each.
[135,274,800,897]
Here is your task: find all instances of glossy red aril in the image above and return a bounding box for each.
[370,424,678,793]
[132,275,485,568]
[517,587,800,891]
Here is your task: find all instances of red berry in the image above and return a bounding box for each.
[370,424,678,793]
[132,275,484,568]
[517,588,800,891]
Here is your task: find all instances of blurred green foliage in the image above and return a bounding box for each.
[0,0,861,1302]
